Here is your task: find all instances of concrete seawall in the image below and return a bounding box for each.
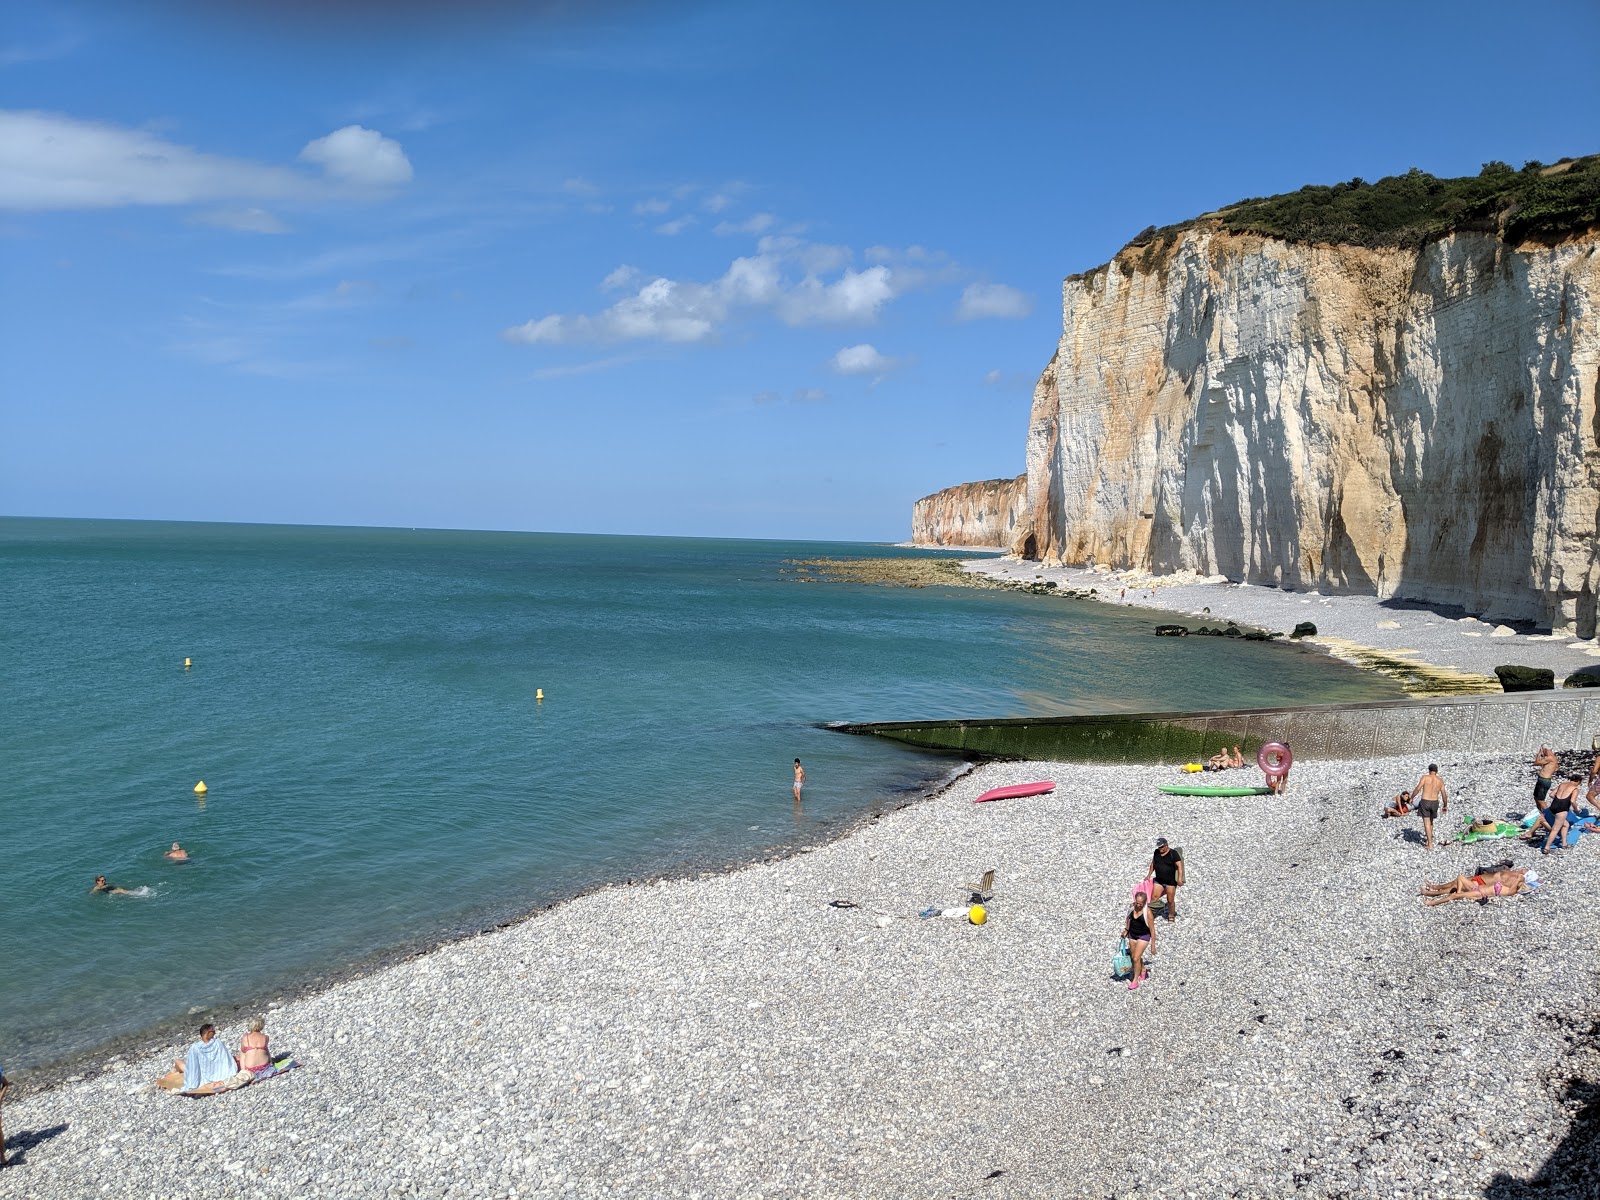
[835,690,1600,765]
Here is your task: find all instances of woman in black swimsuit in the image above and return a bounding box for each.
[1122,891,1156,990]
[1541,776,1584,854]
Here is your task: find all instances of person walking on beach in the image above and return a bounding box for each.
[1411,764,1448,850]
[792,758,805,802]
[1122,891,1155,990]
[1144,837,1184,920]
[1533,746,1559,810]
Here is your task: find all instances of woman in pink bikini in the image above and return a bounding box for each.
[237,1017,276,1079]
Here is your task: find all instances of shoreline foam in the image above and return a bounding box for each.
[3,751,1595,1197]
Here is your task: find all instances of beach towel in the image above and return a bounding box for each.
[182,1037,239,1091]
[181,1055,299,1098]
[1458,820,1523,843]
[1565,815,1597,847]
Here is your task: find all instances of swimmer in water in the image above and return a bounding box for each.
[165,842,189,862]
[90,875,134,895]
[793,757,806,801]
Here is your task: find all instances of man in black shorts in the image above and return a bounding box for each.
[1410,763,1448,850]
[1145,837,1184,920]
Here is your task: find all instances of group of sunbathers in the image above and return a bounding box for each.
[156,1018,278,1094]
[1419,860,1538,906]
[1205,744,1247,771]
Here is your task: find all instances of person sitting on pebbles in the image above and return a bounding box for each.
[1420,866,1535,906]
[157,1023,239,1093]
[1383,790,1412,818]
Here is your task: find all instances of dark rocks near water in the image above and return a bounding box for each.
[1495,664,1556,692]
[1563,667,1600,689]
[1291,621,1318,638]
[1154,624,1189,637]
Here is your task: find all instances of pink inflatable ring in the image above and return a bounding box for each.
[1257,741,1292,774]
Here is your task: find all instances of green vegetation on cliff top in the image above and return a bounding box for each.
[1128,154,1600,252]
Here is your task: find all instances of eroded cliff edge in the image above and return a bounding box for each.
[1013,224,1600,633]
[911,475,1027,547]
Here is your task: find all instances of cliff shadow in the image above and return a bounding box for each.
[1483,1072,1600,1197]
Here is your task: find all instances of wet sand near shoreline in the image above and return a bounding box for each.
[3,752,1595,1199]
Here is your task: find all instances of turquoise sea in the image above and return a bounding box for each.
[0,518,1399,1074]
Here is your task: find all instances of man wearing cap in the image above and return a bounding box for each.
[1145,838,1184,921]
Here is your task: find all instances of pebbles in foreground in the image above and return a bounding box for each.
[2,753,1596,1198]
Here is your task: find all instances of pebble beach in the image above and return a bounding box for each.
[3,751,1595,1198]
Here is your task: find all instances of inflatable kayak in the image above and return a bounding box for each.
[1156,784,1273,797]
[974,780,1055,803]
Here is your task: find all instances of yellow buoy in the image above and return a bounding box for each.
[968,904,987,925]
[184,657,192,670]
[193,781,208,795]
[536,688,544,702]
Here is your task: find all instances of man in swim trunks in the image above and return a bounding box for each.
[89,875,133,895]
[1410,764,1448,850]
[793,758,805,801]
[164,842,189,861]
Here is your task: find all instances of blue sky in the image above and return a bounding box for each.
[3,0,1597,540]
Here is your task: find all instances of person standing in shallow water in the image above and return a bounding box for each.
[792,758,805,801]
[1411,764,1449,850]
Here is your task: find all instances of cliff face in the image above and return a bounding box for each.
[912,475,1028,547]
[1017,226,1600,633]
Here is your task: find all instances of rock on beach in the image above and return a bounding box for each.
[1,753,1596,1198]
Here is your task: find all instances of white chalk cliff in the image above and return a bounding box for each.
[1006,225,1600,633]
[911,476,1027,547]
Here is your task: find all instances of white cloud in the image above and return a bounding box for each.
[956,281,1032,320]
[985,368,1003,385]
[703,192,732,213]
[830,343,899,376]
[188,206,290,234]
[0,111,415,211]
[754,387,829,405]
[601,264,641,292]
[562,176,598,195]
[655,215,695,236]
[634,197,670,215]
[503,237,906,347]
[0,110,310,210]
[298,125,412,187]
[713,212,775,236]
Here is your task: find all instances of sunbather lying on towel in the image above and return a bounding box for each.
[157,1023,240,1094]
[1419,867,1535,906]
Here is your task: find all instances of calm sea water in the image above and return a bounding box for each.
[1,518,1398,1072]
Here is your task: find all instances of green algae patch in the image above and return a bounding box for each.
[1313,637,1499,697]
[783,558,1023,590]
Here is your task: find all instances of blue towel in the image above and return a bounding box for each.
[183,1037,238,1091]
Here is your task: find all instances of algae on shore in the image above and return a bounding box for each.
[783,557,1070,592]
[1312,636,1500,697]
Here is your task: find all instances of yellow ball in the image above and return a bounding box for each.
[968,904,987,925]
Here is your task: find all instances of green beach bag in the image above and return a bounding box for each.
[1112,937,1133,980]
